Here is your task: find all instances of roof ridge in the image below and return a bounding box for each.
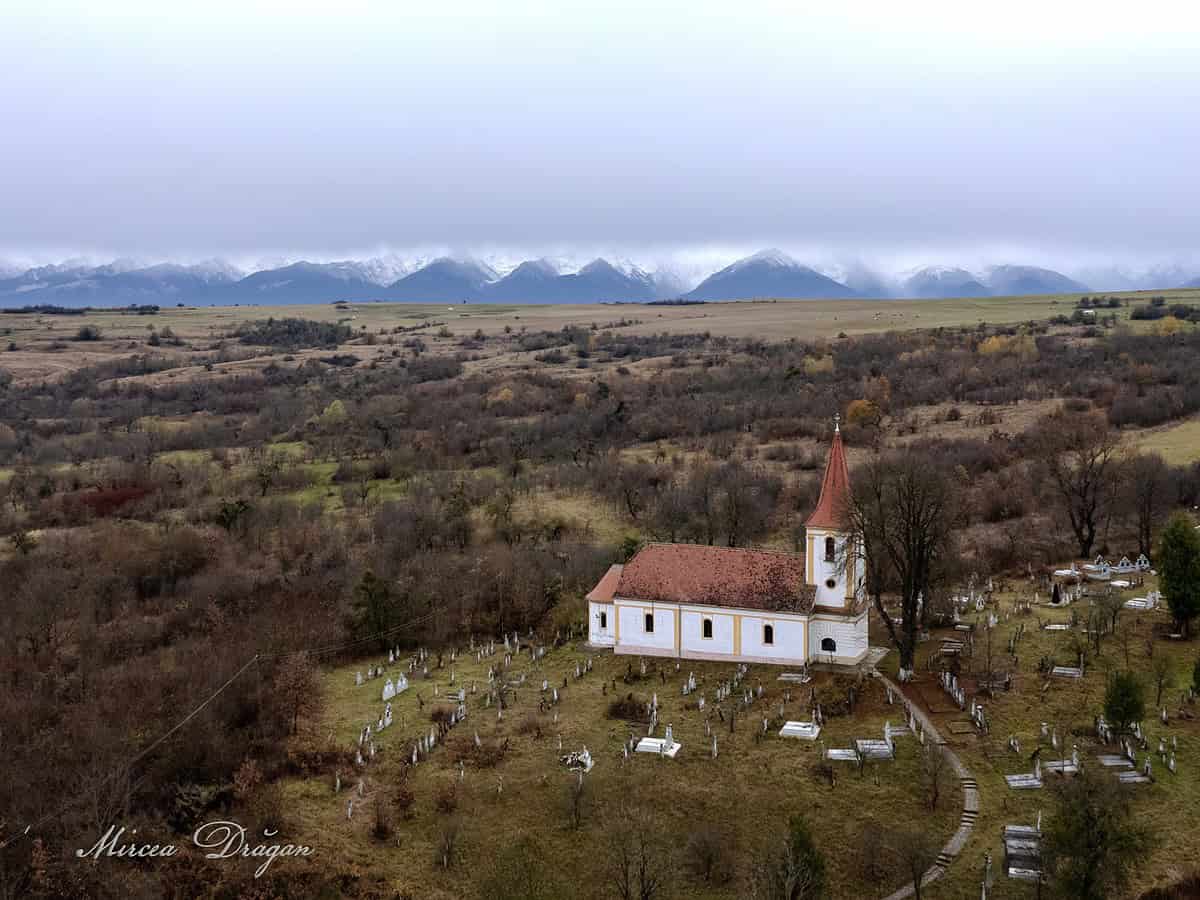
[637,541,803,559]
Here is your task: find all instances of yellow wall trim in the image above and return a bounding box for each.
[733,614,742,655]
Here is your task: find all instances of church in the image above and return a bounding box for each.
[585,425,869,666]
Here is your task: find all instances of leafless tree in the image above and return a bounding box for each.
[920,742,952,811]
[1122,451,1171,558]
[607,804,670,900]
[840,451,961,672]
[1151,655,1172,707]
[271,653,323,736]
[1037,411,1121,559]
[746,815,826,900]
[887,827,939,900]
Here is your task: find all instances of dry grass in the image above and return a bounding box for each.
[874,574,1200,899]
[281,644,958,899]
[10,291,1194,386]
[1128,417,1200,466]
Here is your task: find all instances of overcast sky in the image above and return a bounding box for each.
[2,0,1198,271]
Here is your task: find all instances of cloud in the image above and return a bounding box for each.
[1,2,1198,260]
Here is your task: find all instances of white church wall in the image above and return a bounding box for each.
[588,601,615,646]
[740,615,807,663]
[808,613,869,664]
[614,602,677,657]
[679,609,735,656]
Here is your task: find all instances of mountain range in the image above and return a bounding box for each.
[1,251,1196,308]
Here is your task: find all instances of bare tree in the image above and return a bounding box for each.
[565,774,587,829]
[272,653,323,735]
[888,827,939,900]
[607,804,670,900]
[1122,452,1171,557]
[840,451,960,674]
[1151,655,1172,708]
[747,815,826,900]
[920,742,953,811]
[1038,411,1121,559]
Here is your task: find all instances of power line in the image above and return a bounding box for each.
[1,655,259,851]
[2,608,443,850]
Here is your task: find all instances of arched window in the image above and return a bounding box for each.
[600,611,607,629]
[824,536,836,562]
[644,613,654,633]
[821,637,837,653]
[702,618,713,639]
[763,624,775,645]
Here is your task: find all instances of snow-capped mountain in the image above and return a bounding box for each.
[386,257,497,301]
[0,259,244,305]
[984,265,1087,296]
[3,251,1190,308]
[684,249,858,301]
[1071,263,1199,292]
[902,266,990,299]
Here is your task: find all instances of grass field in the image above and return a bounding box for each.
[5,289,1198,386]
[1129,417,1200,466]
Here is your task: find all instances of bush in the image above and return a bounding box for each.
[433,779,458,814]
[73,324,102,341]
[685,825,733,884]
[606,692,650,723]
[235,317,351,350]
[393,785,415,820]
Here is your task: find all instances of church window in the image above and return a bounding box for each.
[600,611,607,629]
[821,637,837,653]
[644,613,654,633]
[824,536,836,562]
[702,618,713,639]
[763,624,774,645]
[825,578,837,590]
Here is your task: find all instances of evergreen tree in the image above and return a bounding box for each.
[1104,670,1145,737]
[1158,513,1200,636]
[350,570,395,649]
[1043,766,1154,900]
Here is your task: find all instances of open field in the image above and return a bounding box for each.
[4,289,1199,385]
[1129,416,1200,466]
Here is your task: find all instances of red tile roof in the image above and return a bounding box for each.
[586,564,623,604]
[614,543,813,612]
[806,427,850,529]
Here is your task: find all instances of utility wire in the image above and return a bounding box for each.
[2,607,445,850]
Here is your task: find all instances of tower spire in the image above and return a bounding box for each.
[805,421,850,529]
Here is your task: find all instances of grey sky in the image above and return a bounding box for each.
[2,0,1198,270]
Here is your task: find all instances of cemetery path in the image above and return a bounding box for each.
[877,672,981,900]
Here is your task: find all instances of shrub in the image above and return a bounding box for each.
[685,825,733,884]
[433,779,458,814]
[73,324,102,341]
[606,692,650,722]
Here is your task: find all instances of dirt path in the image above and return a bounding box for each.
[876,671,981,900]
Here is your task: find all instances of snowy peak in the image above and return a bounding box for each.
[684,250,857,300]
[902,266,990,299]
[984,265,1087,296]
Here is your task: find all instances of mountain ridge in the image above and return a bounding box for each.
[3,252,1196,307]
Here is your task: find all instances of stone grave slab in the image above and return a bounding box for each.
[635,738,681,758]
[779,721,821,740]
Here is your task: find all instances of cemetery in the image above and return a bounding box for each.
[283,635,963,900]
[266,557,1200,899]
